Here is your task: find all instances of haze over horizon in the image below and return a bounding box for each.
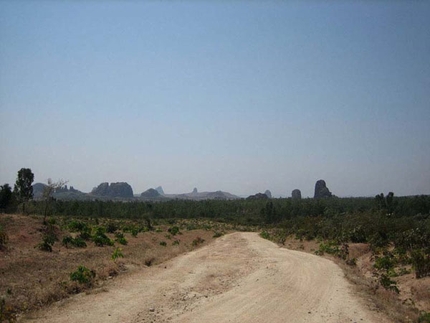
[1,2,429,198]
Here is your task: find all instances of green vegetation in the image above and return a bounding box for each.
[62,236,87,248]
[23,193,429,283]
[92,227,114,247]
[36,222,59,252]
[13,168,34,214]
[419,312,430,323]
[0,184,14,212]
[111,247,124,262]
[70,265,95,285]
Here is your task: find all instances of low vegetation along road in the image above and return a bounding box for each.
[24,233,390,323]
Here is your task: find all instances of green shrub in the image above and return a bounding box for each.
[68,221,88,232]
[62,236,87,248]
[411,250,430,279]
[112,247,124,262]
[379,274,399,293]
[168,226,180,236]
[159,241,167,247]
[93,234,114,247]
[114,232,128,245]
[172,239,180,245]
[374,254,395,271]
[70,265,95,285]
[318,241,339,256]
[106,222,118,233]
[72,237,87,248]
[92,228,114,246]
[131,227,139,237]
[418,311,430,323]
[78,230,92,241]
[36,228,58,252]
[62,236,74,248]
[259,231,270,240]
[36,238,53,252]
[213,231,223,238]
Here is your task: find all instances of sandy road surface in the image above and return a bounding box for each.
[23,232,390,323]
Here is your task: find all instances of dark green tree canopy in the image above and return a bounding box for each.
[14,168,34,202]
[0,183,13,210]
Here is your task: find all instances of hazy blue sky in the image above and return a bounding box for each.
[1,1,429,198]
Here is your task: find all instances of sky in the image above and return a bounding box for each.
[1,1,429,198]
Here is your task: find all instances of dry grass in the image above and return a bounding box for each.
[0,214,227,321]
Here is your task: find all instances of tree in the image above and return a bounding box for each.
[14,168,34,214]
[0,184,13,211]
[43,178,68,222]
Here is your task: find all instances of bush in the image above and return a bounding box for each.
[317,241,339,256]
[379,274,399,293]
[259,231,270,240]
[36,227,58,252]
[70,265,95,285]
[62,236,74,248]
[374,254,395,271]
[106,222,118,233]
[418,312,430,323]
[192,237,205,247]
[68,221,88,232]
[168,226,180,236]
[112,247,124,262]
[213,231,223,238]
[131,227,139,237]
[72,237,87,248]
[114,232,128,245]
[62,236,87,248]
[411,250,430,279]
[92,227,114,246]
[159,241,167,247]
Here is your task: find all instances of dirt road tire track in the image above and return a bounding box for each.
[22,232,390,323]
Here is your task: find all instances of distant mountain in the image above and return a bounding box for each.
[32,183,87,200]
[246,193,269,200]
[264,190,272,198]
[165,188,240,201]
[155,186,165,195]
[91,182,133,199]
[32,182,239,201]
[32,183,47,199]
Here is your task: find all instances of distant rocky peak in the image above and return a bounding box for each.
[141,188,160,199]
[192,187,198,194]
[314,180,332,199]
[155,186,165,195]
[291,189,302,199]
[91,182,133,198]
[264,190,272,198]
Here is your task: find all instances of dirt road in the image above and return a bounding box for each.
[23,232,390,323]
